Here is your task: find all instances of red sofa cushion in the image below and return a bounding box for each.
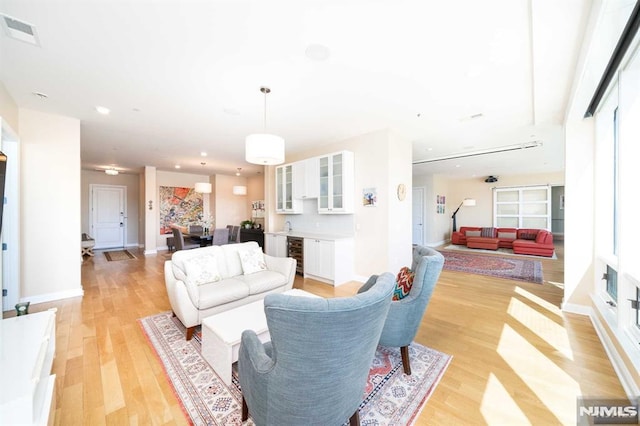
[535,230,553,244]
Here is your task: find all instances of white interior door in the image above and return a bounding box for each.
[91,185,125,249]
[412,187,424,246]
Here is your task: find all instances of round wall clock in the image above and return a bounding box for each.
[397,183,407,201]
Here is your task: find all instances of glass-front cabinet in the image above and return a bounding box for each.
[275,163,303,214]
[318,151,354,214]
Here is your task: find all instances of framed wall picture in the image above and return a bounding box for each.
[363,188,377,206]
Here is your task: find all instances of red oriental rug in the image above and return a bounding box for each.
[139,312,452,426]
[439,250,544,284]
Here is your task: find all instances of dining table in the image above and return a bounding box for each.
[183,230,213,247]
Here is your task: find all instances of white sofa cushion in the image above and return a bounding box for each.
[238,245,268,275]
[239,270,290,295]
[183,253,222,286]
[198,278,250,309]
[172,245,229,279]
[221,242,259,277]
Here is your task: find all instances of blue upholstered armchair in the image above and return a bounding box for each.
[238,273,396,426]
[358,245,444,375]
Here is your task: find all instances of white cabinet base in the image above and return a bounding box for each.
[304,238,353,286]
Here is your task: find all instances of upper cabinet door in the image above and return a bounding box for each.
[275,163,303,214]
[319,156,329,210]
[318,151,354,214]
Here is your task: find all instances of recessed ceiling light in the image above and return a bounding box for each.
[305,43,330,61]
[455,164,461,168]
[223,108,240,116]
[175,165,181,169]
[200,151,207,157]
[427,147,433,151]
[459,113,484,122]
[95,106,110,115]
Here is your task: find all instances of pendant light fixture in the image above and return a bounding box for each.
[245,86,285,165]
[195,162,212,194]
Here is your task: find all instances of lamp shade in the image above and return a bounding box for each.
[194,182,212,194]
[462,198,476,206]
[233,185,247,195]
[245,133,285,165]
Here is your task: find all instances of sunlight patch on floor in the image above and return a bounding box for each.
[508,295,574,360]
[515,286,562,315]
[497,324,580,425]
[480,373,530,425]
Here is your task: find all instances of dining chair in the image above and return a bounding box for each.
[211,228,229,245]
[230,225,240,243]
[172,227,199,251]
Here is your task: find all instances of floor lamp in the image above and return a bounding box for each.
[451,198,476,232]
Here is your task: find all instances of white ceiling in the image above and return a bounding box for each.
[0,0,591,179]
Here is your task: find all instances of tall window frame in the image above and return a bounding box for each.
[492,185,551,230]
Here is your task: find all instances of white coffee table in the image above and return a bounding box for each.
[201,288,319,385]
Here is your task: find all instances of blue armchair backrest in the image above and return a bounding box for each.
[247,273,395,425]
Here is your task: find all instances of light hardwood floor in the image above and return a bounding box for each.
[11,242,626,425]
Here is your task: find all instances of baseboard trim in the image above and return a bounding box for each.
[561,302,592,316]
[20,288,84,305]
[589,309,640,398]
[143,249,158,255]
[562,300,640,397]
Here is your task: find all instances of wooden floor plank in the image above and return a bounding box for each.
[10,241,626,425]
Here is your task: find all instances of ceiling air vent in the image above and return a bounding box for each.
[485,176,498,183]
[0,14,40,46]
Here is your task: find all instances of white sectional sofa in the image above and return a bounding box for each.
[164,241,296,339]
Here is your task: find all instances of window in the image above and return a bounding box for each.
[493,186,551,229]
[613,107,619,256]
[605,264,618,303]
[635,287,640,329]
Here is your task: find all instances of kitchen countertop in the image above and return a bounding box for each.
[265,231,354,240]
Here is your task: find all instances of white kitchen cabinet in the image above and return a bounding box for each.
[303,237,354,286]
[265,233,288,257]
[293,157,319,199]
[318,151,354,214]
[0,309,57,426]
[275,163,303,214]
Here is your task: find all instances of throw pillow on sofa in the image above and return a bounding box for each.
[183,253,222,286]
[465,230,481,237]
[497,231,517,239]
[393,267,415,301]
[238,246,268,275]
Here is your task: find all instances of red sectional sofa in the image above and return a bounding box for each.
[451,226,555,257]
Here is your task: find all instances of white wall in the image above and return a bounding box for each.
[273,129,413,279]
[20,108,83,303]
[0,83,18,132]
[155,170,211,249]
[213,174,249,229]
[81,169,140,247]
[411,174,451,246]
[444,171,565,230]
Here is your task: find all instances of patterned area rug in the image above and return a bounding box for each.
[439,250,544,284]
[442,244,557,259]
[104,250,136,261]
[139,312,452,426]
